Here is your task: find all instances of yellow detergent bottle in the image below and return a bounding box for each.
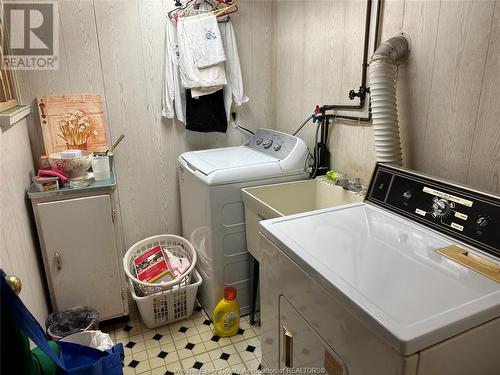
[213,286,240,337]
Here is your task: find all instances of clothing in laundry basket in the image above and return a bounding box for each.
[180,13,226,69]
[165,248,191,277]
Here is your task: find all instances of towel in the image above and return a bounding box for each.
[177,14,227,89]
[180,13,226,69]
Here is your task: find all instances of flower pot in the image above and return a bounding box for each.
[66,142,87,150]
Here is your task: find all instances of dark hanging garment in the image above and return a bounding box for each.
[185,89,228,133]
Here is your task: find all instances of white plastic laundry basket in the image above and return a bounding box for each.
[123,234,201,328]
[130,269,202,328]
[123,234,197,297]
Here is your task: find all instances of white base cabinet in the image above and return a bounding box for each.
[29,179,128,321]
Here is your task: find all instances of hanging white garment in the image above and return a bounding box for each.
[177,15,227,89]
[162,19,186,123]
[180,13,226,69]
[191,85,224,98]
[219,20,249,111]
[162,19,247,123]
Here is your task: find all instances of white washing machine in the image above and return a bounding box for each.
[260,163,500,375]
[178,128,308,318]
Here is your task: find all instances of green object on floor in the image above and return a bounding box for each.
[32,341,61,375]
[1,319,60,375]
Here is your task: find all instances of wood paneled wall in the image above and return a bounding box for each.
[7,0,500,320]
[274,0,500,193]
[0,118,49,323]
[16,0,275,249]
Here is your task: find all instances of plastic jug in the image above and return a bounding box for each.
[213,286,240,337]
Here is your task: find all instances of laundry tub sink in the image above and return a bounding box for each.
[242,177,364,261]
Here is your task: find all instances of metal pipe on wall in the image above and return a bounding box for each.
[320,0,380,116]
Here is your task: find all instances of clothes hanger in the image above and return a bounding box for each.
[168,0,202,21]
[177,0,199,18]
[168,0,192,20]
[168,0,237,22]
[170,0,210,22]
[213,1,238,17]
[214,0,237,22]
[197,0,235,23]
[205,0,238,21]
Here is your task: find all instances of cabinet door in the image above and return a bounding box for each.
[38,195,124,319]
[279,296,348,374]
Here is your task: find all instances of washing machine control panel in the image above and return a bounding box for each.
[366,163,500,259]
[246,129,298,160]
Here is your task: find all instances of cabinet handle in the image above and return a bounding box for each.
[283,325,293,368]
[54,252,62,270]
[38,102,47,123]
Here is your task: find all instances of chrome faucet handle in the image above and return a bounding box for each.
[336,176,363,192]
[335,174,349,189]
[348,177,363,192]
[337,180,349,189]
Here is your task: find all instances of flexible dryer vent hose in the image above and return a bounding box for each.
[369,34,410,166]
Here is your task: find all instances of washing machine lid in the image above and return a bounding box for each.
[260,203,500,356]
[181,145,278,175]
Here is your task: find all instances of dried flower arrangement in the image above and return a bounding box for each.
[57,110,99,150]
[38,94,108,154]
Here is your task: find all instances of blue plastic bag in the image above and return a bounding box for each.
[1,270,124,375]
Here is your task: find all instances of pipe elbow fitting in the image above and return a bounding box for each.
[371,33,411,63]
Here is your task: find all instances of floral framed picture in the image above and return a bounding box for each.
[37,94,108,154]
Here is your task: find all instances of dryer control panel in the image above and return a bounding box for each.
[245,128,298,160]
[366,163,500,259]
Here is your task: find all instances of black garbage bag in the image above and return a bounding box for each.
[45,306,99,339]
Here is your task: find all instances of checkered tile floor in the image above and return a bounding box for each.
[102,303,261,375]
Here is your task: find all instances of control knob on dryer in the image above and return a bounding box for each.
[403,190,412,200]
[476,216,490,228]
[432,198,451,217]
